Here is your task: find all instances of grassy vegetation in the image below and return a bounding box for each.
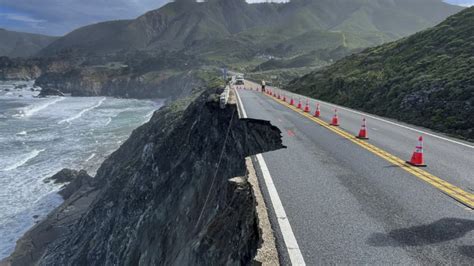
[195,68,226,89]
[288,7,474,141]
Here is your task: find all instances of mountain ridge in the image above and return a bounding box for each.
[0,28,58,58]
[38,0,463,61]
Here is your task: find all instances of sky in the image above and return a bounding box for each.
[0,0,472,36]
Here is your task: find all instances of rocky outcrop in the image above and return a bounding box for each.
[0,56,75,81]
[36,67,203,99]
[5,87,284,265]
[44,169,94,200]
[0,57,42,80]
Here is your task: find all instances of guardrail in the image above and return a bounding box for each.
[220,85,230,109]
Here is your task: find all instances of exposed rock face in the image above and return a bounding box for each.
[36,67,203,99]
[0,56,75,81]
[0,57,42,80]
[6,88,283,265]
[45,169,94,200]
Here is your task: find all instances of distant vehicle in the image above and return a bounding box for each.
[235,74,244,85]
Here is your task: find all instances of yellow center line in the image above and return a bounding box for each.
[262,92,474,209]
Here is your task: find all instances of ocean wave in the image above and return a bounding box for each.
[16,131,27,136]
[2,149,45,171]
[58,97,106,125]
[85,153,96,162]
[144,110,155,120]
[16,97,65,118]
[104,117,112,126]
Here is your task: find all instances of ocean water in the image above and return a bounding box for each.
[0,81,163,259]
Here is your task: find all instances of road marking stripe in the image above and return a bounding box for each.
[257,82,474,149]
[235,88,306,265]
[256,154,306,266]
[287,129,296,137]
[266,93,474,209]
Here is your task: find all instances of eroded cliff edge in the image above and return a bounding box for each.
[5,87,284,265]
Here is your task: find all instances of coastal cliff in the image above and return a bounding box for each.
[0,56,75,81]
[5,87,284,265]
[36,68,203,99]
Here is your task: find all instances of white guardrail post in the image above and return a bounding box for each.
[220,85,230,109]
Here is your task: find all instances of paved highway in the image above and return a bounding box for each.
[234,81,474,264]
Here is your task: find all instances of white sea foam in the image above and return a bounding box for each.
[0,89,160,259]
[85,153,96,162]
[104,117,112,126]
[144,110,155,120]
[16,131,27,136]
[58,97,106,124]
[17,97,65,117]
[2,149,45,171]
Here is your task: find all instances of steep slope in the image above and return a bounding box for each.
[39,0,277,56]
[287,7,474,140]
[0,29,58,58]
[39,0,462,60]
[5,87,284,265]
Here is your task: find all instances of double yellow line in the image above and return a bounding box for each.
[264,92,474,209]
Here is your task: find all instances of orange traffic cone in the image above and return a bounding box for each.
[356,118,369,139]
[283,94,287,102]
[330,109,339,126]
[314,103,320,117]
[290,98,294,106]
[297,99,302,109]
[407,136,427,167]
[303,99,310,112]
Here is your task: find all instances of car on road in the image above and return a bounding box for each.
[235,74,244,85]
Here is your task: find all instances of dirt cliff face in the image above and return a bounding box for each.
[36,67,203,99]
[0,56,75,80]
[6,88,283,265]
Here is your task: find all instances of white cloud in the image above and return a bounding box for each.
[0,13,45,23]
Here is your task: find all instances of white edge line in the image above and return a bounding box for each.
[234,87,306,266]
[313,98,474,149]
[250,80,473,149]
[256,154,306,266]
[234,87,247,118]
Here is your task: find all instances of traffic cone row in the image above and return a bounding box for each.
[265,90,427,167]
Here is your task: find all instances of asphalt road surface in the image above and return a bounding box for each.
[235,81,474,265]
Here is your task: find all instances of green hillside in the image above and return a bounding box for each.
[39,0,462,65]
[0,29,58,58]
[287,7,474,140]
